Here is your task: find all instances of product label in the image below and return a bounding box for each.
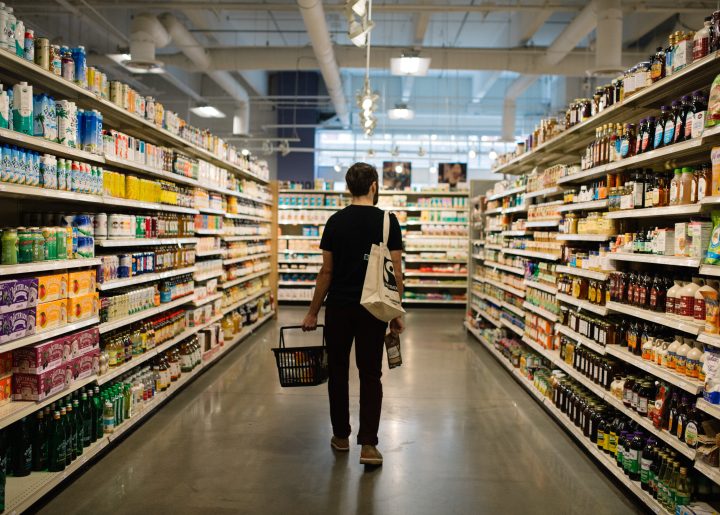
[679,295,695,317]
[654,124,664,148]
[670,182,678,204]
[626,449,639,473]
[620,139,629,158]
[664,122,675,145]
[685,422,698,446]
[642,133,651,152]
[695,297,707,321]
[638,397,648,415]
[686,358,699,378]
[699,177,707,200]
[640,458,652,484]
[692,111,706,139]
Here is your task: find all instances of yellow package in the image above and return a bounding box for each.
[67,270,96,298]
[67,293,99,322]
[37,273,68,303]
[36,299,68,332]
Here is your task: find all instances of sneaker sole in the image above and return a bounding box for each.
[331,442,350,452]
[359,457,383,465]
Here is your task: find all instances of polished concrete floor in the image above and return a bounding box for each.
[37,307,641,515]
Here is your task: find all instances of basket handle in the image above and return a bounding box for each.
[279,325,326,349]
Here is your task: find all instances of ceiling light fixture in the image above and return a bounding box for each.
[390,51,431,77]
[388,103,414,120]
[418,145,426,157]
[241,148,251,156]
[429,165,437,175]
[468,149,477,159]
[347,0,367,17]
[190,105,226,119]
[334,163,342,173]
[391,145,400,157]
[345,0,374,48]
[488,149,498,161]
[394,164,404,174]
[277,140,290,157]
[108,53,164,74]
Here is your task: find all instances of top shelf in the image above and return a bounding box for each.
[491,50,720,176]
[0,49,267,184]
[279,189,469,196]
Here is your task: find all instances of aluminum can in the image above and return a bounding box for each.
[34,38,49,69]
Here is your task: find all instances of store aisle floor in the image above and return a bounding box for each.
[37,308,641,515]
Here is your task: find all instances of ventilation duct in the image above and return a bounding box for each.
[127,13,170,72]
[590,0,624,76]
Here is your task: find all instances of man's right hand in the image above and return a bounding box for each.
[301,313,318,331]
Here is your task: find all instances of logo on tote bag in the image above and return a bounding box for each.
[384,258,398,291]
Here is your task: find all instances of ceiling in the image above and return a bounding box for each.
[13,1,715,145]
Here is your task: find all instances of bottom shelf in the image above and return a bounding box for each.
[4,310,276,514]
[465,322,666,514]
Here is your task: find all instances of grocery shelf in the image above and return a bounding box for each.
[98,266,197,291]
[405,220,468,226]
[222,288,273,314]
[278,221,325,226]
[698,332,720,348]
[699,265,720,277]
[696,398,720,420]
[103,156,201,188]
[487,185,526,201]
[278,281,314,286]
[501,301,525,318]
[500,318,524,337]
[195,248,225,257]
[385,206,469,212]
[606,301,703,335]
[473,308,502,328]
[278,268,320,274]
[194,228,224,236]
[483,261,525,275]
[501,230,529,237]
[219,270,271,289]
[604,345,704,396]
[556,293,609,316]
[485,278,526,298]
[192,292,223,307]
[0,375,98,432]
[403,298,466,305]
[556,199,608,212]
[485,244,503,251]
[485,207,503,215]
[378,190,469,196]
[472,275,485,283]
[278,236,320,240]
[0,127,104,164]
[605,204,703,219]
[525,220,561,228]
[557,165,614,185]
[96,238,198,248]
[0,258,100,277]
[198,207,225,215]
[408,247,468,253]
[278,205,337,210]
[471,254,484,260]
[278,249,322,255]
[277,259,322,265]
[501,248,560,261]
[694,460,720,487]
[220,189,273,205]
[223,235,271,242]
[524,187,564,199]
[405,258,467,264]
[404,272,467,278]
[0,317,99,353]
[555,265,610,281]
[522,302,558,322]
[99,295,194,334]
[224,213,272,223]
[405,283,467,289]
[502,204,528,214]
[607,253,700,268]
[555,324,606,355]
[224,252,272,265]
[555,234,614,242]
[523,280,557,294]
[193,270,224,282]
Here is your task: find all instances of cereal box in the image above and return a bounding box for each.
[37,273,68,303]
[0,278,38,314]
[66,293,99,323]
[13,366,71,401]
[0,308,36,343]
[35,299,67,333]
[67,270,96,298]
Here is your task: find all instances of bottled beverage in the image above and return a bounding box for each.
[640,439,656,491]
[103,399,115,434]
[11,417,32,477]
[94,386,104,440]
[654,108,669,150]
[47,411,65,472]
[72,399,83,457]
[628,432,643,481]
[81,392,92,447]
[65,403,77,461]
[31,410,47,471]
[673,467,692,507]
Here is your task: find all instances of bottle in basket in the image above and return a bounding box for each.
[384,332,402,369]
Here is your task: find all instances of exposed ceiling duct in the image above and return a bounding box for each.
[128,13,170,72]
[296,0,349,127]
[158,13,250,133]
[592,0,624,75]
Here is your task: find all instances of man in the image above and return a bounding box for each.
[302,162,404,466]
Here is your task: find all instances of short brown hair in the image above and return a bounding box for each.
[345,162,378,197]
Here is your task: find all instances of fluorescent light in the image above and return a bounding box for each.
[334,163,342,172]
[390,56,431,76]
[388,104,414,120]
[429,165,437,174]
[394,164,403,174]
[489,150,498,161]
[430,134,438,141]
[107,53,163,74]
[468,149,477,159]
[241,148,250,156]
[190,106,226,118]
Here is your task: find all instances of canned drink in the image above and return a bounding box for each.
[56,227,67,260]
[31,228,44,262]
[34,37,49,70]
[42,227,57,260]
[118,254,131,278]
[61,47,74,82]
[94,212,107,239]
[77,235,93,258]
[49,45,62,76]
[1,229,18,265]
[73,214,93,237]
[17,228,33,264]
[109,81,122,106]
[71,227,78,258]
[108,214,123,239]
[23,30,34,62]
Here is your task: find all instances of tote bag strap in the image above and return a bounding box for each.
[382,211,390,245]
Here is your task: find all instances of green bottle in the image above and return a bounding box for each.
[0,428,8,512]
[12,417,32,477]
[48,411,66,472]
[124,383,133,419]
[94,386,103,440]
[31,411,47,471]
[65,403,77,461]
[60,408,71,466]
[87,389,97,443]
[81,393,92,447]
[72,399,83,457]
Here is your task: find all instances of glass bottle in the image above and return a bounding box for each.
[674,467,692,507]
[47,411,65,472]
[651,46,666,81]
[664,100,681,146]
[654,106,670,150]
[642,116,656,154]
[31,411,47,472]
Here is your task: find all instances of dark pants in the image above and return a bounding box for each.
[325,303,387,446]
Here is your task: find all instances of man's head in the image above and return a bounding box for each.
[345,162,379,205]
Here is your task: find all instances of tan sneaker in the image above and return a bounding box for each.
[331,436,350,452]
[360,445,383,465]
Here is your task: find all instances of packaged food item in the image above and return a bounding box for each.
[0,278,38,313]
[708,74,720,127]
[35,299,67,332]
[675,222,690,256]
[67,269,95,298]
[0,374,11,405]
[0,308,36,343]
[68,348,99,380]
[712,147,720,197]
[12,336,66,373]
[37,273,68,303]
[706,211,720,265]
[689,221,713,258]
[67,326,99,357]
[12,366,71,401]
[66,292,99,322]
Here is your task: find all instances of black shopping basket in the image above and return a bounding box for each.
[272,325,329,387]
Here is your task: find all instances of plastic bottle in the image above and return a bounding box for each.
[676,338,692,375]
[654,107,670,149]
[669,169,682,205]
[678,277,703,321]
[667,279,683,316]
[695,279,717,324]
[667,336,683,369]
[664,101,681,145]
[103,399,115,434]
[686,341,703,379]
[679,167,695,204]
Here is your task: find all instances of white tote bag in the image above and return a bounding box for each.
[360,212,405,322]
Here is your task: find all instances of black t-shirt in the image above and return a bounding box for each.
[320,205,403,306]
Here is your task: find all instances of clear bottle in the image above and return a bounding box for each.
[694,18,712,60]
[669,169,682,205]
[674,467,692,507]
[679,167,695,204]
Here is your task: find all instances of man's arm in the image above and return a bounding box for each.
[301,251,333,331]
[389,249,405,335]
